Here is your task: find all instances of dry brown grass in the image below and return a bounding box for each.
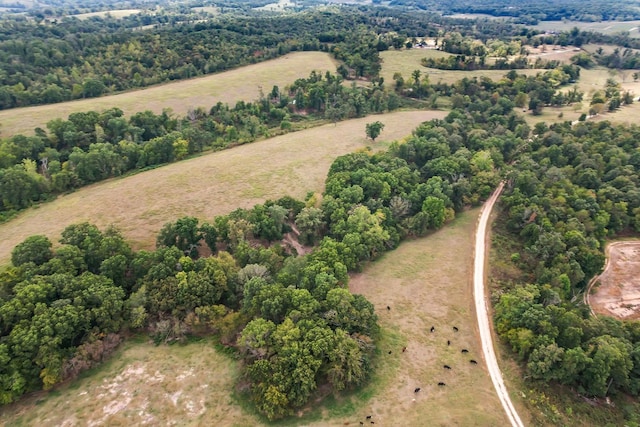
[531,21,640,38]
[0,110,446,265]
[330,208,512,426]
[70,9,141,19]
[380,49,553,86]
[0,52,338,138]
[0,338,262,426]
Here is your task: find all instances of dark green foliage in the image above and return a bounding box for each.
[11,235,52,267]
[496,119,640,398]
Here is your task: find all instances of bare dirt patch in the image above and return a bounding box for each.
[0,110,446,265]
[590,241,640,320]
[525,46,580,64]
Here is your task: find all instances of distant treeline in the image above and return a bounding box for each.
[386,0,640,23]
[0,10,386,110]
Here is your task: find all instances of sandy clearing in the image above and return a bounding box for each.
[587,241,640,320]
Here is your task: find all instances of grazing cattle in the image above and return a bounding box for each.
[430,326,435,332]
[443,365,451,370]
[387,305,391,311]
[447,340,450,346]
[360,422,364,426]
[366,415,372,419]
[414,387,421,393]
[453,326,459,332]
[470,359,478,364]
[371,422,375,425]
[438,382,446,386]
[461,349,469,353]
[388,350,392,354]
[402,346,407,352]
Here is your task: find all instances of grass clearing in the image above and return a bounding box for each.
[0,110,445,265]
[69,9,142,19]
[381,49,556,85]
[0,337,263,426]
[0,52,338,138]
[380,49,453,81]
[337,208,512,426]
[529,20,640,38]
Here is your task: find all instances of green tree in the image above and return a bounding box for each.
[11,235,53,267]
[365,121,385,142]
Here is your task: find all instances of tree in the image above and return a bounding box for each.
[11,235,53,267]
[365,121,385,142]
[156,217,202,258]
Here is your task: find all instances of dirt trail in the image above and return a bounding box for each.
[474,182,524,427]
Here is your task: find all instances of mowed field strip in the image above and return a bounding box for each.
[0,110,445,265]
[0,52,338,137]
[0,209,512,426]
[336,208,509,426]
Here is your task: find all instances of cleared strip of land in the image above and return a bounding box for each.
[0,52,338,137]
[0,110,445,265]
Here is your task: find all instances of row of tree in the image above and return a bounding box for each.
[0,71,404,218]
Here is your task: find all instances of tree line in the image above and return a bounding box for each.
[0,70,406,221]
[0,9,388,110]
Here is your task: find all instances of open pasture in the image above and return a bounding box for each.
[334,208,511,426]
[69,9,142,19]
[0,110,445,265]
[380,49,545,85]
[0,338,262,426]
[0,52,338,138]
[530,20,640,38]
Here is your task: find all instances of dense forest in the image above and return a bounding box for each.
[494,120,640,400]
[0,96,522,415]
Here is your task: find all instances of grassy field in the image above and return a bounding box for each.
[0,337,263,426]
[0,52,338,138]
[530,20,640,38]
[0,208,520,426]
[0,110,445,266]
[70,9,142,19]
[339,208,516,427]
[380,49,546,86]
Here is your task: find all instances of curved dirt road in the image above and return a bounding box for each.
[474,182,524,427]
